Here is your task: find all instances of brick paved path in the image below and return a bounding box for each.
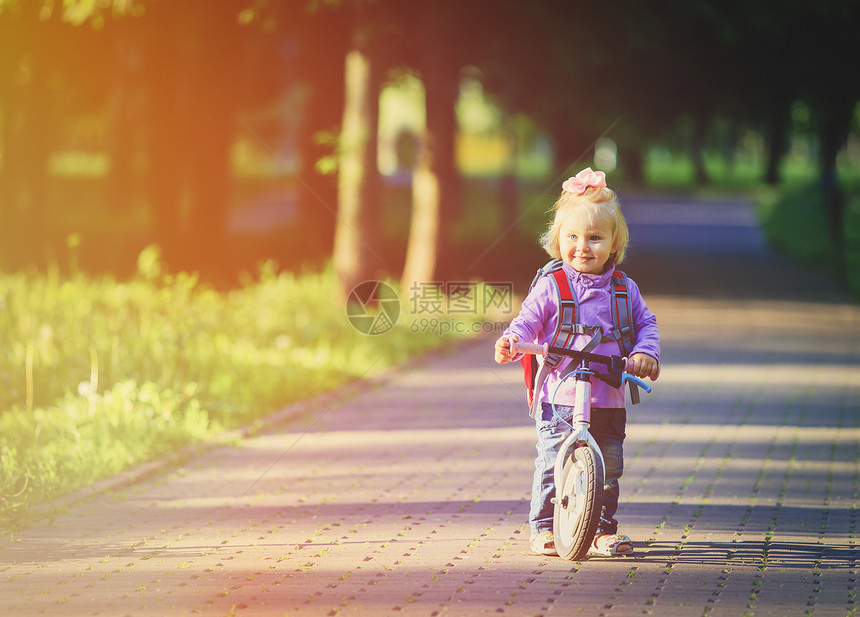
[2,198,859,616]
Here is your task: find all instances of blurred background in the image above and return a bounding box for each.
[1,0,859,292]
[3,0,860,524]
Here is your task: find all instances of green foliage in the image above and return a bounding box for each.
[756,186,860,298]
[0,251,482,529]
[755,186,838,266]
[844,195,860,298]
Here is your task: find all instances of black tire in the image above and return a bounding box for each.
[553,445,604,561]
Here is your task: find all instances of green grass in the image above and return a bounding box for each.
[645,149,860,299]
[756,185,860,298]
[846,194,860,297]
[755,186,840,267]
[644,146,860,192]
[0,250,493,529]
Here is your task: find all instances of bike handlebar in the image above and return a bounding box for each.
[622,372,652,394]
[508,337,653,393]
[509,339,628,370]
[510,341,549,357]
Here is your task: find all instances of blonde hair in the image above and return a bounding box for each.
[540,185,629,265]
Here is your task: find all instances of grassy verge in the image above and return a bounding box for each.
[756,185,860,298]
[847,194,860,297]
[0,250,503,529]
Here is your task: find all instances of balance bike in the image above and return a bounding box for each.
[509,338,652,560]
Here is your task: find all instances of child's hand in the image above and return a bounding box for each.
[494,334,518,364]
[628,352,659,381]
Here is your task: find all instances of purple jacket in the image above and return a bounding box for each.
[505,262,660,410]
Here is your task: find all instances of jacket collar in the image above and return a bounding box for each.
[561,261,615,289]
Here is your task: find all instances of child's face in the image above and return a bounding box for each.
[557,207,616,274]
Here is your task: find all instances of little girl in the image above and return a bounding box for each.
[494,168,659,557]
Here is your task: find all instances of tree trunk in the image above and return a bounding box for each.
[107,18,144,214]
[142,1,186,268]
[691,111,709,186]
[418,42,461,281]
[549,109,592,181]
[333,48,382,296]
[498,116,519,236]
[764,102,790,186]
[187,87,236,276]
[401,135,440,291]
[141,0,242,276]
[819,97,854,254]
[107,82,140,214]
[0,39,26,267]
[0,5,53,268]
[620,144,645,187]
[294,9,347,263]
[185,2,242,278]
[423,81,460,279]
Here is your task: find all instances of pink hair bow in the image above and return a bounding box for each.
[562,168,607,195]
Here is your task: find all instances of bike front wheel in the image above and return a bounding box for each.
[553,445,604,561]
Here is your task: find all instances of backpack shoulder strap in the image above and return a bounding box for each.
[610,269,640,404]
[525,259,583,358]
[528,258,563,292]
[524,261,579,418]
[547,268,579,354]
[610,270,635,356]
[529,265,604,418]
[525,261,624,416]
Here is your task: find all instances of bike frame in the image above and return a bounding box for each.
[508,337,652,501]
[552,375,606,507]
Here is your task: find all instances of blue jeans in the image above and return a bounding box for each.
[529,404,626,538]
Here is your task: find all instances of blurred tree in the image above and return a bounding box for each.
[141,0,247,274]
[724,0,859,246]
[800,1,860,253]
[399,125,441,292]
[474,0,596,182]
[393,0,547,283]
[594,0,734,186]
[0,3,67,265]
[730,0,802,186]
[1,0,858,282]
[333,0,384,295]
[290,3,348,261]
[106,13,147,213]
[397,0,464,286]
[0,1,115,267]
[328,0,479,289]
